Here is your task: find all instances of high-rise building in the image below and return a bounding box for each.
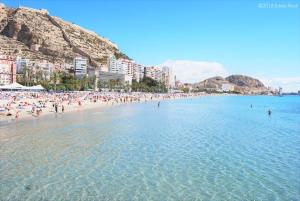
[74,57,88,78]
[144,66,156,80]
[133,64,142,82]
[16,56,29,73]
[108,55,118,74]
[108,57,175,84]
[139,65,144,81]
[38,60,54,80]
[108,57,138,84]
[144,66,165,82]
[160,66,176,88]
[0,55,16,85]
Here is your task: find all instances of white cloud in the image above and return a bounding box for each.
[261,77,300,93]
[157,60,300,92]
[159,60,227,83]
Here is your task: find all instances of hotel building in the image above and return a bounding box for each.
[0,55,16,85]
[107,56,176,87]
[74,57,88,77]
[16,56,29,73]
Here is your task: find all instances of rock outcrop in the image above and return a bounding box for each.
[194,75,268,94]
[226,75,264,88]
[194,76,228,90]
[0,5,129,66]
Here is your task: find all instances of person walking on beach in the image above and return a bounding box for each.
[15,110,20,119]
[55,104,58,113]
[62,105,65,113]
[31,106,35,114]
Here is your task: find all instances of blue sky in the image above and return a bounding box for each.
[2,0,300,91]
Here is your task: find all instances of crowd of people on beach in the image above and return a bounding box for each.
[0,91,203,121]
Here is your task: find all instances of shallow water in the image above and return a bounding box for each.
[1,96,300,201]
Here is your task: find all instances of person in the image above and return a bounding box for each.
[158,101,160,107]
[55,104,58,113]
[250,104,253,108]
[31,106,35,114]
[15,110,20,119]
[62,105,65,113]
[268,109,272,116]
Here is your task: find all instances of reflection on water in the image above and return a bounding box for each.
[1,96,300,201]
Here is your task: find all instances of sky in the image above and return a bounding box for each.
[1,0,300,92]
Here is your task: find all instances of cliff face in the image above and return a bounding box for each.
[226,75,264,88]
[0,5,128,66]
[194,75,268,94]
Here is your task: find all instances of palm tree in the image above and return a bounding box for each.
[35,70,44,84]
[94,68,99,91]
[51,72,60,91]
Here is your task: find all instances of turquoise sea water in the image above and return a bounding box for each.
[0,96,299,201]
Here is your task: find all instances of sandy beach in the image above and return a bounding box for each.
[0,91,210,123]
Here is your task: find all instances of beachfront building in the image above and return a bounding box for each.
[108,56,120,74]
[119,58,133,77]
[99,71,132,85]
[16,57,58,80]
[144,66,156,80]
[132,64,142,82]
[108,56,179,85]
[74,57,88,78]
[162,66,175,88]
[108,56,139,83]
[0,55,16,85]
[144,66,165,83]
[139,65,144,81]
[16,56,29,73]
[221,83,234,92]
[23,60,55,81]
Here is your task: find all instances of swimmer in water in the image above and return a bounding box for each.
[158,101,160,107]
[268,109,272,116]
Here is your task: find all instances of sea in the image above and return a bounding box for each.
[0,96,299,201]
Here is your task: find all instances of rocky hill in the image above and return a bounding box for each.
[194,75,268,94]
[226,75,264,88]
[0,5,129,67]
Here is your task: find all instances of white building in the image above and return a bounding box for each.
[108,56,119,74]
[0,56,16,85]
[144,66,164,82]
[139,65,144,81]
[38,60,54,80]
[144,66,156,80]
[16,57,29,73]
[162,66,175,88]
[99,71,132,85]
[74,57,88,77]
[133,64,142,82]
[221,83,234,92]
[108,56,138,83]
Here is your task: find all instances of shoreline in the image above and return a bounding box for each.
[1,92,222,125]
